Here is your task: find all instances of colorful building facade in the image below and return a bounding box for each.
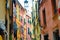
[26,14,32,40]
[13,0,27,40]
[31,0,41,40]
[19,5,27,40]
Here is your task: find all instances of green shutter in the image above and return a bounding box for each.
[9,34,12,40]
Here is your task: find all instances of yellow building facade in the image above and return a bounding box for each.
[0,0,12,40]
[0,0,6,23]
[16,2,21,40]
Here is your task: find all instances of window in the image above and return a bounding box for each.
[33,21,35,26]
[28,28,30,34]
[32,15,33,22]
[42,8,46,25]
[51,0,57,14]
[28,27,31,35]
[13,5,16,17]
[53,29,59,40]
[20,27,24,34]
[28,19,29,23]
[29,19,31,24]
[35,3,37,12]
[20,16,22,22]
[36,3,38,18]
[24,18,26,25]
[28,19,31,24]
[44,34,48,40]
[33,28,35,34]
[32,12,35,23]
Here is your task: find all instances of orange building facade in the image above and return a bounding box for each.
[39,0,60,40]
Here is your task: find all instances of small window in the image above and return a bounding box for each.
[24,18,26,25]
[32,13,35,22]
[28,19,29,23]
[33,28,35,34]
[28,19,31,24]
[33,22,35,26]
[42,8,46,25]
[28,28,30,34]
[20,27,24,34]
[20,16,22,22]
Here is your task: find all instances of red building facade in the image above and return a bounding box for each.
[19,6,26,40]
[26,15,31,40]
[39,0,60,40]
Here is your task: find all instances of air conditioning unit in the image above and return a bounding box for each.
[0,20,6,30]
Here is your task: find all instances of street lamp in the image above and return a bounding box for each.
[24,0,28,10]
